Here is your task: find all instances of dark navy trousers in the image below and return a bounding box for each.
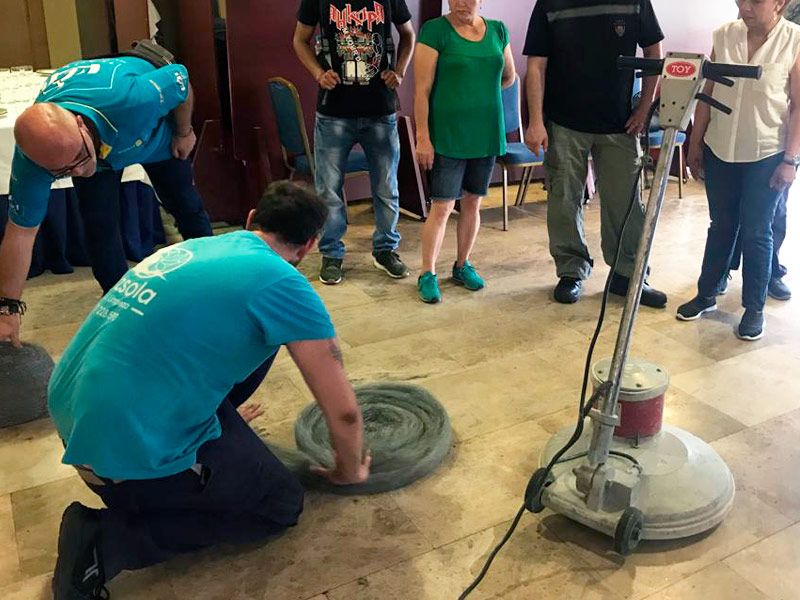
[84,353,303,579]
[73,157,213,293]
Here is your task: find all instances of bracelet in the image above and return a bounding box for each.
[0,297,26,316]
[174,126,194,138]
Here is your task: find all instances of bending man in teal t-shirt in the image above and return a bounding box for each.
[0,55,213,347]
[48,181,371,600]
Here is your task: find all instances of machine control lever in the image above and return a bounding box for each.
[696,93,732,115]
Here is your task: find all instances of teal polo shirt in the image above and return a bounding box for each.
[47,231,336,480]
[7,56,190,228]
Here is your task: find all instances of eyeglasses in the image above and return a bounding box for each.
[50,125,92,178]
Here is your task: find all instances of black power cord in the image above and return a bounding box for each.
[458,108,656,599]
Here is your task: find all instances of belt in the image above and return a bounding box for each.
[74,463,204,486]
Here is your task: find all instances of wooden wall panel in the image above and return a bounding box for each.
[177,0,221,128]
[27,0,51,68]
[0,1,36,68]
[112,0,149,51]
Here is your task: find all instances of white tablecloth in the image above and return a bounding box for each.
[0,76,149,196]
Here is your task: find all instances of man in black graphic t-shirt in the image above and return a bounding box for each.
[293,0,416,285]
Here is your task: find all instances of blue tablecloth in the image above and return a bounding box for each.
[0,182,165,279]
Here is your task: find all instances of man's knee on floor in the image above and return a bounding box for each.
[254,476,305,533]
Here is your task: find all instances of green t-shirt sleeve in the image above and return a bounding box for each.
[499,21,510,48]
[418,18,445,52]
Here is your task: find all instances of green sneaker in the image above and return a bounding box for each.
[418,272,441,304]
[452,261,485,291]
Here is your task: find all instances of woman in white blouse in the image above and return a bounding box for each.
[679,0,800,341]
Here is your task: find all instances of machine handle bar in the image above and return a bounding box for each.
[617,56,662,76]
[703,61,761,81]
[617,56,763,82]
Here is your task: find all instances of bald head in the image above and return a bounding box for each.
[15,103,86,172]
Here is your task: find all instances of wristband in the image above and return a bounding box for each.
[0,297,26,316]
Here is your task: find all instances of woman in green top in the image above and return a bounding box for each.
[414,0,516,304]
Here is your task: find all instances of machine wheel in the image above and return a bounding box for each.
[524,468,551,513]
[614,507,644,556]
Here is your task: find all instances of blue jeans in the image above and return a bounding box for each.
[729,188,788,279]
[74,157,213,293]
[314,113,401,259]
[698,146,784,310]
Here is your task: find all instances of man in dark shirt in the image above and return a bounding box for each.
[293,0,416,285]
[523,0,668,307]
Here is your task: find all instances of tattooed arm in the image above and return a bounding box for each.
[286,338,370,485]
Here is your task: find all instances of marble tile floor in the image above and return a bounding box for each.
[2,179,799,599]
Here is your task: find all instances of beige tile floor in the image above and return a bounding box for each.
[2,178,799,600]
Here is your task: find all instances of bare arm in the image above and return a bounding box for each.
[524,56,548,154]
[625,41,664,135]
[687,50,716,179]
[501,44,516,89]
[640,42,663,111]
[413,43,438,170]
[173,82,194,136]
[382,21,416,89]
[287,338,369,484]
[171,83,196,159]
[770,51,800,191]
[783,54,800,158]
[394,21,416,78]
[0,222,38,346]
[292,22,340,89]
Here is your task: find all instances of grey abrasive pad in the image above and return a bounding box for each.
[265,382,453,495]
[0,343,53,428]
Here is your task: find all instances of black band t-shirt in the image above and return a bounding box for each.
[298,0,412,118]
[524,0,664,134]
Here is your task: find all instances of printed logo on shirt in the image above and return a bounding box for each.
[132,246,194,280]
[94,246,193,322]
[327,2,387,85]
[174,70,187,94]
[612,18,626,38]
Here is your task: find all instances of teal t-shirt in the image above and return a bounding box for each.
[47,231,335,480]
[418,17,509,159]
[8,56,190,228]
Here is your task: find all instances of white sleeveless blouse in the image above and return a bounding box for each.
[705,18,800,163]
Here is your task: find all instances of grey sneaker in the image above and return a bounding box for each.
[319,257,344,285]
[737,309,765,341]
[768,277,791,301]
[676,296,717,321]
[373,251,410,279]
[718,273,731,295]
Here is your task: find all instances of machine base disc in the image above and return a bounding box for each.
[540,424,735,540]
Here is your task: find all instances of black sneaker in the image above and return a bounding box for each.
[373,251,410,279]
[768,277,791,301]
[737,309,765,341]
[319,257,344,285]
[609,272,668,309]
[53,502,109,600]
[676,296,717,321]
[554,277,582,304]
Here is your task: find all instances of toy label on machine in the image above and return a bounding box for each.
[664,58,701,80]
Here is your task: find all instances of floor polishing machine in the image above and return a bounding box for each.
[523,53,762,555]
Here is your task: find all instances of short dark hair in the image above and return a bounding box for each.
[251,181,328,245]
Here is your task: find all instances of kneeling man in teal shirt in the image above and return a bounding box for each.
[47,181,370,600]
